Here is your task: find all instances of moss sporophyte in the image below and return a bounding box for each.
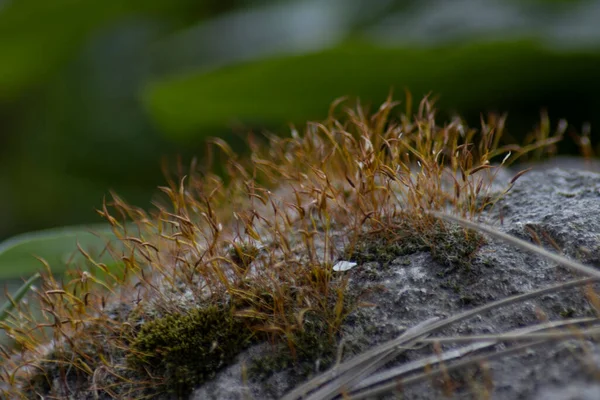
[0,95,565,398]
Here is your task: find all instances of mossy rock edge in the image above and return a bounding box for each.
[128,305,254,397]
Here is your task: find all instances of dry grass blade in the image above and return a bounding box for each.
[422,324,600,344]
[431,211,600,279]
[282,317,439,400]
[351,317,597,395]
[351,341,548,400]
[354,305,599,399]
[300,318,440,400]
[282,277,596,400]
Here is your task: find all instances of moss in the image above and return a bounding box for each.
[5,96,561,398]
[22,321,128,398]
[249,289,359,392]
[228,242,260,274]
[346,229,425,266]
[249,312,337,385]
[25,364,54,398]
[128,305,255,398]
[428,224,484,271]
[24,350,99,398]
[345,215,484,270]
[560,308,576,318]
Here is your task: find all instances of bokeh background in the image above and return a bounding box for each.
[1,0,600,245]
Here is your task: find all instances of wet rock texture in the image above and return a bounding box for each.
[193,161,600,400]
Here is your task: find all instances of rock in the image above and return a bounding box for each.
[192,166,600,400]
[534,384,600,400]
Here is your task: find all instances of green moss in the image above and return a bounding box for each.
[24,345,110,398]
[22,321,128,398]
[560,308,576,318]
[228,242,260,274]
[128,305,255,397]
[345,216,484,270]
[249,312,336,385]
[25,362,54,397]
[249,289,359,391]
[428,225,484,270]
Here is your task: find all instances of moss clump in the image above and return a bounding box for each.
[249,286,360,390]
[128,305,255,397]
[228,242,260,274]
[2,96,561,398]
[346,215,484,270]
[21,320,128,398]
[250,313,337,386]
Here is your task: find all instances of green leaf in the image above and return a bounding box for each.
[0,273,40,321]
[143,40,600,140]
[0,224,121,280]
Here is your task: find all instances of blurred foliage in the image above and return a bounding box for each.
[0,224,120,280]
[145,40,600,139]
[0,0,245,100]
[1,0,600,279]
[0,272,39,321]
[0,0,249,239]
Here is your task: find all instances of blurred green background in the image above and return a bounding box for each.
[1,0,600,280]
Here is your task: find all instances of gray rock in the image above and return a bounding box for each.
[192,166,600,400]
[534,384,600,400]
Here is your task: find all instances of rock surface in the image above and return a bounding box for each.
[192,162,600,400]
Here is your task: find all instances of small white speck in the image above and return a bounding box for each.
[333,260,357,272]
